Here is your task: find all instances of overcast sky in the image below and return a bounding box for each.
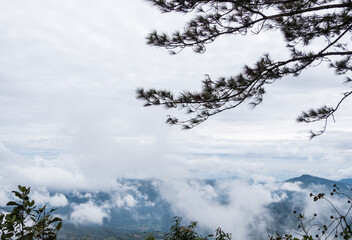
[0,0,351,192]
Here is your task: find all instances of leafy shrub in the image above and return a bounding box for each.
[0,185,62,240]
[147,216,231,240]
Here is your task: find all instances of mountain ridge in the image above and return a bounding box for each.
[285,174,351,190]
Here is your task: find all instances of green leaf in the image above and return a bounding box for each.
[48,208,57,213]
[27,200,35,207]
[6,201,18,206]
[1,232,14,239]
[18,185,27,193]
[39,205,46,212]
[37,218,45,226]
[10,215,16,223]
[56,221,62,231]
[12,191,22,199]
[50,217,62,223]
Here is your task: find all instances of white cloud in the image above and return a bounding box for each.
[156,178,352,239]
[0,189,10,206]
[158,179,280,239]
[124,194,137,208]
[70,201,110,225]
[280,182,303,192]
[0,0,350,224]
[334,166,352,179]
[112,193,138,209]
[31,190,68,207]
[0,2,350,238]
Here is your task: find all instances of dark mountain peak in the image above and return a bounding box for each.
[287,174,321,181]
[300,174,314,178]
[286,174,349,190]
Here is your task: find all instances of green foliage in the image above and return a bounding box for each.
[164,217,207,240]
[147,216,231,240]
[137,0,352,138]
[0,185,62,240]
[145,233,157,240]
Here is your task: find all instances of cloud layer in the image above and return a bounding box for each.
[0,1,351,230]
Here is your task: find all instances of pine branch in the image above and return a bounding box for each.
[139,0,352,136]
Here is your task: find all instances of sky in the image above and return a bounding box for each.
[0,0,351,194]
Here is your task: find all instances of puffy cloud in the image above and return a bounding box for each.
[335,167,352,179]
[70,201,110,225]
[280,182,303,192]
[112,193,137,209]
[124,194,137,208]
[31,190,68,207]
[0,148,88,191]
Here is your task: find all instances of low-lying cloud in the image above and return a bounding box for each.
[31,190,68,207]
[157,178,285,239]
[70,201,110,225]
[0,171,350,239]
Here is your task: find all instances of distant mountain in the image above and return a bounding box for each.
[55,175,352,239]
[3,175,349,239]
[55,178,174,239]
[286,174,351,190]
[339,178,352,185]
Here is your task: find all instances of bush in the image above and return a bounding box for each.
[147,216,231,240]
[0,185,62,240]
